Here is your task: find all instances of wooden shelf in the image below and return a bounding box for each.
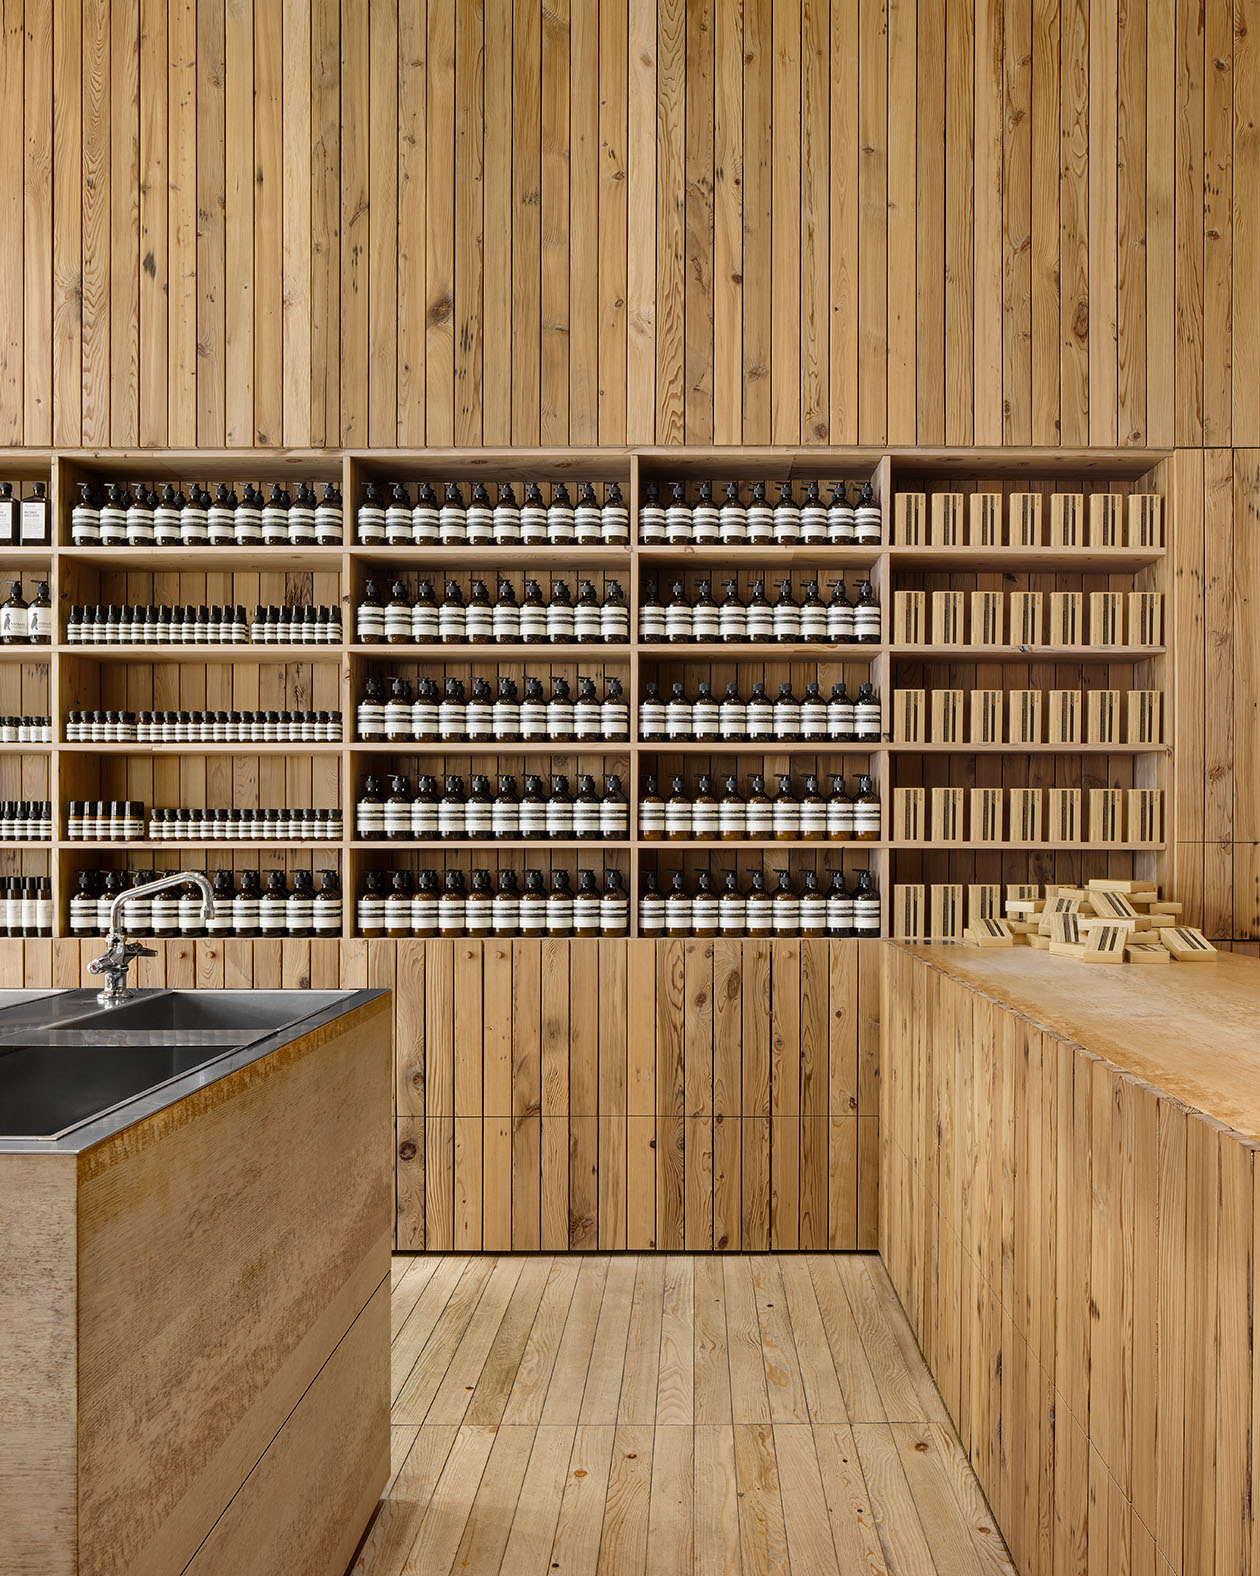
[638,545,882,568]
[0,443,1177,941]
[349,740,627,754]
[346,643,631,659]
[58,546,347,569]
[62,741,344,754]
[350,545,630,567]
[59,839,346,852]
[886,741,1165,753]
[888,644,1165,660]
[639,840,888,851]
[57,643,342,662]
[642,642,881,660]
[888,546,1163,569]
[637,740,882,752]
[888,840,1165,851]
[349,839,630,851]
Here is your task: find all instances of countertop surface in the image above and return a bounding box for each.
[0,988,389,1156]
[890,943,1260,1145]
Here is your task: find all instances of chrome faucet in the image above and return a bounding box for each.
[87,871,215,1006]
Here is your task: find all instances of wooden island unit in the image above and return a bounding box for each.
[881,943,1260,1576]
[0,989,392,1576]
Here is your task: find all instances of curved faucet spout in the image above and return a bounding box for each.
[89,871,216,1005]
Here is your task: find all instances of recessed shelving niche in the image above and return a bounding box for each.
[0,445,1173,938]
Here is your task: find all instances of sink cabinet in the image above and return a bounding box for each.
[0,990,392,1576]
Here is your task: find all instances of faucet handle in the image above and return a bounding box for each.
[124,941,157,959]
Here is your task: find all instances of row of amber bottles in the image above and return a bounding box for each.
[639,775,881,842]
[638,480,882,545]
[357,481,629,546]
[357,867,629,937]
[356,577,629,644]
[640,868,881,937]
[639,578,880,643]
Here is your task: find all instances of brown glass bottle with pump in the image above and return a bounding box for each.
[438,870,466,936]
[799,775,827,842]
[771,870,800,937]
[799,870,827,937]
[639,775,665,841]
[692,871,719,937]
[719,776,745,841]
[853,774,881,842]
[692,775,719,840]
[665,872,692,937]
[386,870,415,938]
[744,871,772,937]
[772,776,800,841]
[573,869,602,936]
[665,776,691,841]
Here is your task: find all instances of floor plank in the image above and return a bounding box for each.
[360,1256,1018,1576]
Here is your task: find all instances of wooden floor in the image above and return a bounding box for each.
[348,1253,1015,1576]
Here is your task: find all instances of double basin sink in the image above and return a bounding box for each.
[0,989,356,1140]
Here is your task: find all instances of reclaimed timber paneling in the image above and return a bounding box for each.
[0,1,1251,450]
[5,935,880,1254]
[882,941,1259,1576]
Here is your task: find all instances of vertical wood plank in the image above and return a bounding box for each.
[655,0,685,441]
[396,0,426,445]
[425,0,455,443]
[857,0,888,442]
[252,0,282,444]
[338,0,368,443]
[80,0,110,444]
[52,0,82,443]
[193,0,223,444]
[23,0,52,444]
[712,0,742,444]
[742,0,770,440]
[568,0,597,443]
[684,0,714,444]
[540,0,569,443]
[222,0,251,447]
[886,0,916,443]
[283,0,313,445]
[597,0,628,443]
[511,0,540,443]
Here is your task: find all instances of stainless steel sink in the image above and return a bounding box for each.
[0,988,365,1141]
[0,1042,242,1139]
[88,989,355,1034]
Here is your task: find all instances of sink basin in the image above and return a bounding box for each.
[0,1042,242,1139]
[0,989,370,1143]
[89,989,356,1034]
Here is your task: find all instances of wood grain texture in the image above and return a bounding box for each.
[0,3,1250,447]
[882,941,1259,1576]
[370,1250,1016,1576]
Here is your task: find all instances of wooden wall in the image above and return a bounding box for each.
[4,934,882,1253]
[881,943,1259,1576]
[0,0,1255,452]
[1173,448,1259,948]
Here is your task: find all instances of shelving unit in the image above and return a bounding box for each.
[0,445,1173,939]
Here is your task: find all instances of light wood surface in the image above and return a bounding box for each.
[0,1154,78,1576]
[0,994,393,1576]
[892,942,1260,1143]
[881,942,1259,1576]
[0,5,1253,451]
[352,1250,1016,1576]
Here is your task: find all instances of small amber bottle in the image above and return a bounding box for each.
[665,775,691,841]
[639,776,665,841]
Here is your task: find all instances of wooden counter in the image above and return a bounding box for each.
[0,991,393,1576]
[880,942,1259,1576]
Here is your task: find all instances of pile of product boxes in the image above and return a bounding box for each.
[896,878,1216,963]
